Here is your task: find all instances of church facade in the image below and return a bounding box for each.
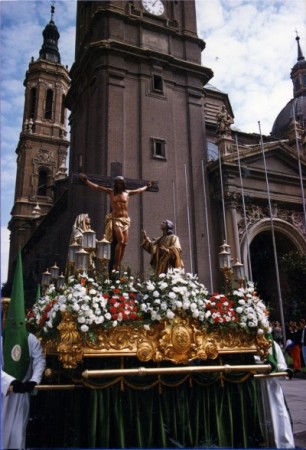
[5,1,306,321]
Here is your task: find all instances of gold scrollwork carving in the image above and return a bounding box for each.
[56,312,83,369]
[45,313,270,368]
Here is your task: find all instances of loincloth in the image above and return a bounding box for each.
[105,213,131,242]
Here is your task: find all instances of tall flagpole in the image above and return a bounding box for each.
[292,99,306,225]
[201,160,214,292]
[184,164,193,274]
[218,149,227,242]
[258,121,286,347]
[235,135,253,281]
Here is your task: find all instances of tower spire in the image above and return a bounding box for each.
[38,1,61,63]
[295,33,305,62]
[51,1,55,22]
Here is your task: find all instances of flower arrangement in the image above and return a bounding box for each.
[26,271,142,337]
[229,282,270,335]
[139,270,209,322]
[26,270,269,339]
[204,293,238,326]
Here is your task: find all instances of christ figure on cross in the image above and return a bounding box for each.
[79,173,153,270]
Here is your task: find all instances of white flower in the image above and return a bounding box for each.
[192,309,200,318]
[160,301,167,311]
[146,283,155,291]
[80,324,89,332]
[166,310,175,319]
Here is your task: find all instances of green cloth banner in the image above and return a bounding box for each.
[3,250,29,380]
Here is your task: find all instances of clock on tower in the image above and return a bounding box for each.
[142,0,165,16]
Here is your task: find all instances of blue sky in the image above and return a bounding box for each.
[1,0,305,285]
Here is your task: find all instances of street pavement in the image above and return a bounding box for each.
[280,374,306,449]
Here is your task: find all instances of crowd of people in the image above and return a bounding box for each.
[271,318,306,372]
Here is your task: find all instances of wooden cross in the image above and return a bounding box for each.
[71,162,159,192]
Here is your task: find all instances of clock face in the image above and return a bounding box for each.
[142,0,165,16]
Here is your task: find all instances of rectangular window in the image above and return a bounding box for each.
[152,74,163,93]
[61,94,66,124]
[29,88,37,119]
[152,138,166,160]
[45,89,53,120]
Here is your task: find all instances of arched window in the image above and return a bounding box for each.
[45,89,53,119]
[60,94,66,124]
[37,169,48,196]
[29,87,37,119]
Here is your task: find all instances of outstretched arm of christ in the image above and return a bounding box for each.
[128,181,152,196]
[79,173,112,194]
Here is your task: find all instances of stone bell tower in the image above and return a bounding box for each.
[7,6,70,283]
[66,0,213,280]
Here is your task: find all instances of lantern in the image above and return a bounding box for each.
[83,228,96,250]
[68,241,81,263]
[96,235,111,261]
[75,248,89,272]
[42,269,52,287]
[50,262,60,280]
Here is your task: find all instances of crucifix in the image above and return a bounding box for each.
[72,162,159,271]
[71,161,159,192]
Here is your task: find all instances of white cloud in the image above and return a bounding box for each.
[197,0,306,134]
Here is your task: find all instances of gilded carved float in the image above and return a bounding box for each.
[43,312,271,369]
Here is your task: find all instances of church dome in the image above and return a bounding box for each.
[271,35,306,139]
[271,95,306,139]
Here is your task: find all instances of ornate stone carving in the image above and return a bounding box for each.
[237,202,305,237]
[35,148,53,164]
[216,105,234,137]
